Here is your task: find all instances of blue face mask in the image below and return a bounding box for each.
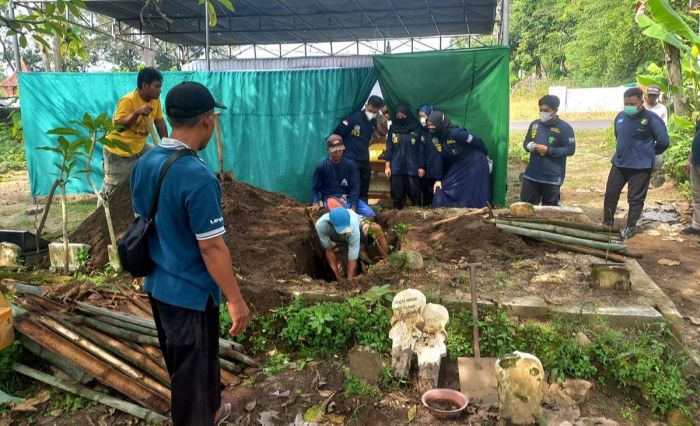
[624,106,639,116]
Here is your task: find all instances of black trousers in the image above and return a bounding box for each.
[357,165,371,202]
[520,178,560,206]
[391,174,421,209]
[603,165,652,228]
[419,177,436,207]
[149,295,220,426]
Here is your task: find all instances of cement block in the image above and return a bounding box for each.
[551,305,663,330]
[0,242,21,268]
[49,242,91,272]
[501,295,550,319]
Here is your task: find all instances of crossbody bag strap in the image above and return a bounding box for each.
[147,148,196,220]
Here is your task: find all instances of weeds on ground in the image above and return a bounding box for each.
[391,223,410,248]
[261,353,290,376]
[0,342,23,393]
[344,373,378,398]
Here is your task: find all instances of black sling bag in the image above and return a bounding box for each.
[118,148,195,277]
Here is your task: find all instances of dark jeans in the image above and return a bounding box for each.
[357,164,371,202]
[603,165,652,228]
[520,178,560,206]
[149,295,220,426]
[420,177,436,207]
[391,174,421,209]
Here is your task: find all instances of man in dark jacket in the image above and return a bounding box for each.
[310,134,375,217]
[603,87,670,239]
[520,95,576,206]
[333,95,385,202]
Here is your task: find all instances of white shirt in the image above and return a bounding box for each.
[645,102,668,125]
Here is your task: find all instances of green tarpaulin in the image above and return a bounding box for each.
[20,48,508,204]
[373,47,510,205]
[20,68,376,201]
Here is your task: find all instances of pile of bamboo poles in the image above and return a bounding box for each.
[486,216,635,263]
[7,281,257,423]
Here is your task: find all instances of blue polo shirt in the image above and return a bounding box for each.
[523,118,576,186]
[333,110,376,165]
[130,138,225,311]
[612,109,669,169]
[314,210,361,260]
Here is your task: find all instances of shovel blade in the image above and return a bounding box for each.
[458,357,499,407]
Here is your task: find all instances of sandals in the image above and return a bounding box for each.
[215,403,232,425]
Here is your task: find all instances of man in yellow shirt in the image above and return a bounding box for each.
[102,67,168,197]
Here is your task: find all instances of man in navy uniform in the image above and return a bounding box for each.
[520,95,576,206]
[603,87,669,239]
[310,134,375,217]
[333,95,385,202]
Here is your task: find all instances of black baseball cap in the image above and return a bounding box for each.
[165,81,227,119]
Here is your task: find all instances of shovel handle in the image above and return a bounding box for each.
[466,263,482,361]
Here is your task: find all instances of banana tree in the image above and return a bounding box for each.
[48,113,131,270]
[38,136,84,274]
[636,0,700,117]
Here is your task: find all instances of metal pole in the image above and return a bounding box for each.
[204,0,211,71]
[8,0,22,72]
[502,0,510,46]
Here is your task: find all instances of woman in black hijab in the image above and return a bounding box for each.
[384,104,425,209]
[426,111,491,208]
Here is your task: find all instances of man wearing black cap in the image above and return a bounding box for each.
[333,95,386,202]
[310,134,376,217]
[130,81,249,425]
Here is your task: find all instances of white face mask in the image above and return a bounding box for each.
[365,111,376,121]
[540,111,554,123]
[420,117,427,126]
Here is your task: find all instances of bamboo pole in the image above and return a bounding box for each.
[76,302,157,329]
[36,316,171,401]
[115,284,153,317]
[495,223,627,252]
[69,322,170,386]
[492,219,622,243]
[93,314,159,337]
[19,336,94,385]
[69,316,161,345]
[219,344,259,367]
[219,357,241,374]
[535,239,627,263]
[497,216,620,234]
[13,317,169,413]
[12,363,168,423]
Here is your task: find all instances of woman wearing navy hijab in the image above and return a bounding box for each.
[426,111,491,208]
[417,104,439,206]
[384,104,425,209]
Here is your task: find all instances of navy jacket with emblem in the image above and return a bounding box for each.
[430,127,489,180]
[385,127,425,176]
[692,121,700,167]
[522,117,576,186]
[612,109,669,169]
[422,128,442,179]
[310,157,360,208]
[333,110,376,166]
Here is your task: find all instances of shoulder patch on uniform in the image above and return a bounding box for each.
[640,118,649,125]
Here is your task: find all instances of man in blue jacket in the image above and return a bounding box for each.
[520,95,576,206]
[333,95,385,202]
[603,87,669,239]
[310,134,375,217]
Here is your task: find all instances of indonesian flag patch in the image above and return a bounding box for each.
[343,119,350,125]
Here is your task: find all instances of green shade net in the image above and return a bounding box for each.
[20,68,377,201]
[372,47,510,206]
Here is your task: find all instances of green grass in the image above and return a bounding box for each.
[510,82,617,122]
[0,121,26,172]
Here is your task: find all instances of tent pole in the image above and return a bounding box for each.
[8,0,22,72]
[502,0,510,47]
[204,0,211,71]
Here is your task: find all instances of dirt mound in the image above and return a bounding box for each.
[379,209,537,261]
[71,180,316,304]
